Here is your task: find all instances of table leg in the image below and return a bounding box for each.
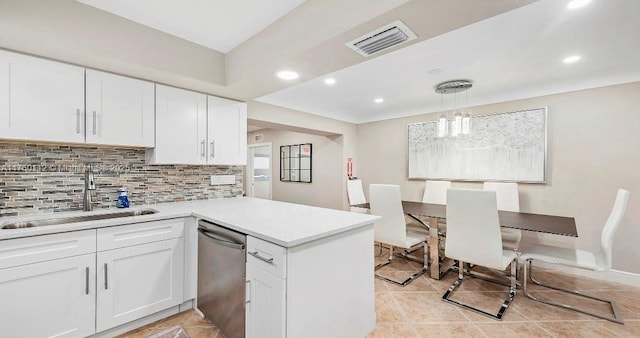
[429,217,441,280]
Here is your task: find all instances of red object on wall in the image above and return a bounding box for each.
[347,158,353,178]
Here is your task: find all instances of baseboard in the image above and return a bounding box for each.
[533,261,640,288]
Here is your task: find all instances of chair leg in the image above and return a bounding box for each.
[442,260,516,321]
[375,243,428,287]
[522,259,624,324]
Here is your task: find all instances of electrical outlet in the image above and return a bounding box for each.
[210,175,235,185]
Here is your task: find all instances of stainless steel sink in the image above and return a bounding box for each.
[1,209,158,229]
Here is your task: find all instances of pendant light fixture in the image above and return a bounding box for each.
[435,80,473,137]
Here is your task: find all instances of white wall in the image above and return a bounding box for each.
[247,129,344,210]
[0,0,226,93]
[356,82,640,274]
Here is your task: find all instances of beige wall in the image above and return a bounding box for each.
[248,102,358,209]
[357,82,640,273]
[247,129,344,210]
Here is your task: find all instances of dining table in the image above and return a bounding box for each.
[353,201,578,279]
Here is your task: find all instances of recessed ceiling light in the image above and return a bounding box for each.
[374,98,384,104]
[276,70,299,80]
[563,55,581,64]
[567,0,591,9]
[324,78,336,85]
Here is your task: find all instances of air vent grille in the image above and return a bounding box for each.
[347,20,417,57]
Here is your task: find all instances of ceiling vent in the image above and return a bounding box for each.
[346,20,417,57]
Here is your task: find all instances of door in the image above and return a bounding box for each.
[151,85,207,164]
[0,254,96,338]
[0,50,85,143]
[245,263,286,338]
[85,69,155,147]
[96,238,184,332]
[247,143,272,199]
[207,95,247,165]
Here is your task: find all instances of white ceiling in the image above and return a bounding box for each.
[77,0,307,53]
[256,0,640,124]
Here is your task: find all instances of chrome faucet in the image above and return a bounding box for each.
[83,164,96,212]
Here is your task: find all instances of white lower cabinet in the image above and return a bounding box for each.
[0,253,96,338]
[96,237,184,332]
[245,263,286,338]
[0,219,187,337]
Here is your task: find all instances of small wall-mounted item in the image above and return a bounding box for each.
[280,143,312,183]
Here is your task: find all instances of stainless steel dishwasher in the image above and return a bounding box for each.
[197,220,246,338]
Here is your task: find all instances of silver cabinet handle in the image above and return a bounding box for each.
[200,140,205,158]
[248,251,274,264]
[104,263,108,290]
[210,141,215,158]
[76,109,81,134]
[85,267,90,295]
[245,280,251,304]
[92,111,97,135]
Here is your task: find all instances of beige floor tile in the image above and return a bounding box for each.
[536,320,618,337]
[475,321,553,338]
[375,278,390,292]
[446,291,529,322]
[591,290,640,320]
[413,323,485,337]
[376,292,409,323]
[598,319,640,336]
[393,292,470,323]
[183,325,223,338]
[367,324,417,338]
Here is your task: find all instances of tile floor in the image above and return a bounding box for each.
[120,246,640,338]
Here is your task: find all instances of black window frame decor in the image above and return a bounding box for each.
[280,143,312,183]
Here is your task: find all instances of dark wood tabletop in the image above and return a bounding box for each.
[353,201,578,237]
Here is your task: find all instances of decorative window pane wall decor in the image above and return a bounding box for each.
[280,143,312,183]
[408,108,547,183]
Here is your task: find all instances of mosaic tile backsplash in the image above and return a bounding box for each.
[0,142,243,217]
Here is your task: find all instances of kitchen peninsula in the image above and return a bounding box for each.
[0,197,379,338]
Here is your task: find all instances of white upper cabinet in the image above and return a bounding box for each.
[148,85,247,165]
[0,49,85,143]
[86,69,155,147]
[207,95,247,165]
[149,84,207,164]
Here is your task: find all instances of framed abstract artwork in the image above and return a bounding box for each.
[407,108,547,183]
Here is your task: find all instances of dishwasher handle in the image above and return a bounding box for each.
[198,228,245,250]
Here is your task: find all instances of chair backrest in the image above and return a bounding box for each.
[369,184,407,247]
[599,189,630,270]
[422,180,451,204]
[445,188,504,270]
[483,182,520,212]
[347,179,366,206]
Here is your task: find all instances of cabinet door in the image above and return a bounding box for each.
[0,50,85,143]
[246,263,286,338]
[207,96,247,165]
[85,69,155,147]
[0,254,96,338]
[151,85,207,164]
[96,238,184,332]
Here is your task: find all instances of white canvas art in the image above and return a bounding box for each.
[408,108,546,182]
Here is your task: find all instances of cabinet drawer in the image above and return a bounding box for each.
[247,236,286,278]
[97,219,184,251]
[0,230,96,269]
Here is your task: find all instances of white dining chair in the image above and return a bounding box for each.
[347,179,368,213]
[442,188,517,320]
[370,184,428,286]
[518,189,630,324]
[483,182,522,251]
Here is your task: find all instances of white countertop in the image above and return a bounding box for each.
[0,198,379,247]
